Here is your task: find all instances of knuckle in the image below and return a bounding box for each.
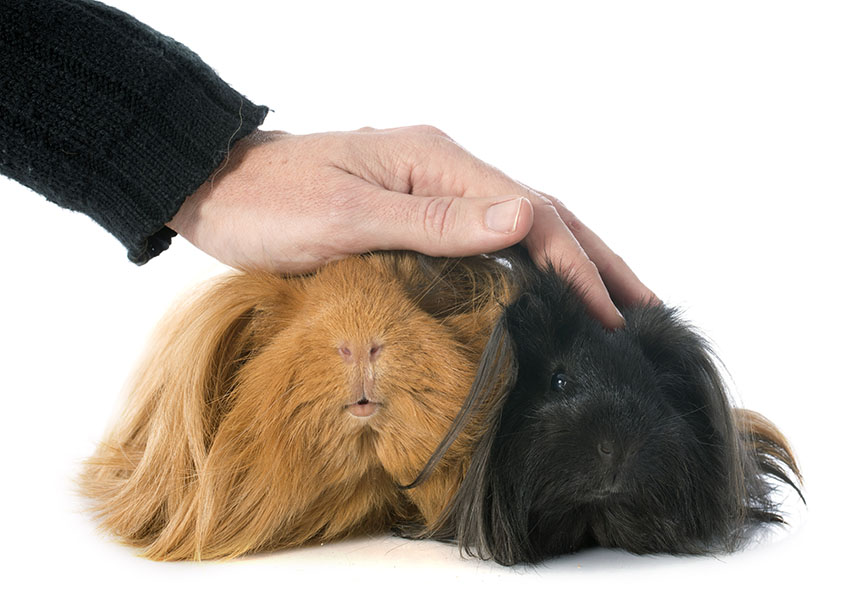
[569,265,603,300]
[582,257,601,278]
[557,252,600,285]
[573,253,599,276]
[409,124,451,139]
[536,194,555,209]
[421,197,457,243]
[596,252,625,279]
[609,251,626,269]
[560,209,581,231]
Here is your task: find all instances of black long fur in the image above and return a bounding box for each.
[408,251,803,565]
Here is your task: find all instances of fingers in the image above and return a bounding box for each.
[520,198,626,329]
[544,196,660,308]
[340,126,656,327]
[351,188,534,257]
[349,181,625,329]
[391,137,627,327]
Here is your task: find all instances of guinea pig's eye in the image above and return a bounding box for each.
[550,372,569,393]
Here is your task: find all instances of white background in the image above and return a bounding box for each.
[1,1,847,589]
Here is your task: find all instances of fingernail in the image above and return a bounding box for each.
[485,198,525,233]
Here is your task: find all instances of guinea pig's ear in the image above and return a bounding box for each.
[500,264,589,375]
[626,305,732,433]
[79,272,298,560]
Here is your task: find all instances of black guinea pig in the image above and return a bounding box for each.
[408,253,803,565]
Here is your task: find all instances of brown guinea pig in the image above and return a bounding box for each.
[79,252,513,561]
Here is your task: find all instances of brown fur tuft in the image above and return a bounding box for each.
[734,408,804,505]
[79,252,513,560]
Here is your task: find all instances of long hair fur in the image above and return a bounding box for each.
[78,252,514,560]
[408,253,804,565]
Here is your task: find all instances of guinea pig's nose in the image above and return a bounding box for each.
[338,341,383,363]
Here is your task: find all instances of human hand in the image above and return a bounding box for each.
[166,126,656,328]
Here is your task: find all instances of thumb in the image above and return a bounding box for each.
[363,191,533,257]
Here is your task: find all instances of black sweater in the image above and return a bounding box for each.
[0,0,268,264]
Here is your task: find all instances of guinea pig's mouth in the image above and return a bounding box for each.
[346,396,382,418]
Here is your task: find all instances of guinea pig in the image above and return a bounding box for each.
[78,251,513,561]
[409,253,804,565]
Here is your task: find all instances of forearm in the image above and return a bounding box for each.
[0,0,267,263]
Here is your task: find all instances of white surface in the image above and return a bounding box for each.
[1,1,847,589]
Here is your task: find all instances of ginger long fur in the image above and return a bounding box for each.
[79,252,514,560]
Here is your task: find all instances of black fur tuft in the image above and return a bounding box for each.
[412,251,803,565]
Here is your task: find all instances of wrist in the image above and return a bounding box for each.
[166,129,270,235]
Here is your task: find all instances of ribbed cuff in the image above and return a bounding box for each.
[0,0,270,264]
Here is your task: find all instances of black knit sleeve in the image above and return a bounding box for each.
[0,0,269,264]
